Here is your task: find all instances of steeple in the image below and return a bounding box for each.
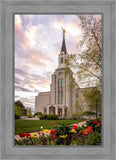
[61,28,67,55]
[58,28,68,68]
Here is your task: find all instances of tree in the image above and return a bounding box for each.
[27,108,33,118]
[82,87,101,113]
[15,100,27,116]
[15,100,25,108]
[65,15,102,88]
[72,100,83,118]
[15,104,24,117]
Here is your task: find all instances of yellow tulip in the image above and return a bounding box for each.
[95,124,100,128]
[70,129,77,133]
[59,134,67,138]
[30,133,37,138]
[43,129,50,133]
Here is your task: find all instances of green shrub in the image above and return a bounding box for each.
[15,137,42,145]
[83,111,96,116]
[71,138,83,145]
[71,117,77,120]
[86,119,93,126]
[71,114,83,120]
[54,123,72,145]
[15,114,20,119]
[27,115,33,118]
[85,131,101,145]
[76,138,83,145]
[39,114,58,120]
[33,112,42,117]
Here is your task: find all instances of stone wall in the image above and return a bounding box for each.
[35,92,51,113]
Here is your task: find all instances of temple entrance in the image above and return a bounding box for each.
[49,106,55,114]
[58,108,62,116]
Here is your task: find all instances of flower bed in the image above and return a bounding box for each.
[15,118,102,145]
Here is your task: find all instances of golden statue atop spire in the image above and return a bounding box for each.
[61,27,66,36]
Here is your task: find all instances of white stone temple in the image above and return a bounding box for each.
[35,29,89,117]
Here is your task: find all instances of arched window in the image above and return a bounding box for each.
[49,106,55,114]
[61,57,63,64]
[59,72,63,76]
[61,52,63,55]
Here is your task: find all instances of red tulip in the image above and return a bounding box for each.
[88,126,92,130]
[50,130,56,134]
[73,125,78,130]
[19,133,26,137]
[93,120,98,124]
[37,131,41,135]
[82,131,86,135]
[52,135,56,139]
[25,133,30,137]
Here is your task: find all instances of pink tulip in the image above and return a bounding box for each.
[51,122,54,124]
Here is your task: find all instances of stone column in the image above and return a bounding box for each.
[42,108,44,114]
[47,106,49,114]
[55,106,58,115]
[62,107,65,117]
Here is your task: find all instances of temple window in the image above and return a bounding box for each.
[44,108,47,114]
[59,72,63,76]
[58,79,63,104]
[61,57,63,64]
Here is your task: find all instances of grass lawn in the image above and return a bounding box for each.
[15,119,84,135]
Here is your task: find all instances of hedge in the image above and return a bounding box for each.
[82,111,96,116]
[33,112,42,117]
[39,114,58,120]
[15,114,20,119]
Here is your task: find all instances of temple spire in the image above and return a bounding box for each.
[62,28,65,36]
[58,28,68,68]
[61,28,67,55]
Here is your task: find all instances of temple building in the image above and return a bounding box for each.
[35,29,88,117]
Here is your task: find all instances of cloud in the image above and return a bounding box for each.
[15,68,28,76]
[15,16,55,74]
[15,65,51,102]
[15,76,21,85]
[15,96,36,110]
[51,15,82,37]
[14,14,86,110]
[15,15,22,29]
[15,85,33,92]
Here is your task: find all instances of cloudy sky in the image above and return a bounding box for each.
[15,14,101,111]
